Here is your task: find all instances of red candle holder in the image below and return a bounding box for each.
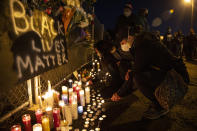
[35,109,43,124]
[22,114,32,131]
[11,125,21,131]
[53,108,61,130]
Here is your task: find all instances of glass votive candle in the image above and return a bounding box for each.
[84,124,89,128]
[41,115,50,131]
[82,115,86,119]
[99,117,104,121]
[83,112,87,115]
[90,118,95,122]
[87,109,91,112]
[33,123,42,131]
[88,114,92,118]
[95,128,100,131]
[98,105,101,109]
[87,105,91,107]
[11,125,21,131]
[35,109,43,124]
[85,118,90,121]
[102,115,107,118]
[97,100,100,103]
[92,99,95,101]
[98,94,101,97]
[96,97,99,100]
[90,111,94,114]
[22,114,32,131]
[101,100,105,103]
[85,121,89,125]
[82,129,87,131]
[90,129,94,131]
[93,102,97,106]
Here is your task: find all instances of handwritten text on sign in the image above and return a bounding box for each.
[10,0,68,82]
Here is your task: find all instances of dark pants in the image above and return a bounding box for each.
[134,71,166,110]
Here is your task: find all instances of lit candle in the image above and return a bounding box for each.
[45,107,53,128]
[53,90,60,105]
[99,117,103,121]
[44,91,54,107]
[85,121,89,125]
[42,115,50,131]
[68,79,73,88]
[84,124,89,128]
[35,109,43,124]
[88,114,92,118]
[71,93,78,120]
[78,81,82,88]
[85,87,90,104]
[33,124,42,131]
[59,100,65,119]
[60,120,69,131]
[78,74,81,81]
[95,128,100,131]
[82,129,87,131]
[62,86,68,94]
[79,90,85,106]
[86,118,90,121]
[62,94,68,104]
[11,125,21,131]
[76,87,80,101]
[68,88,73,104]
[72,84,77,92]
[53,108,61,129]
[102,115,107,118]
[64,105,73,125]
[78,106,83,114]
[22,114,32,131]
[101,100,105,104]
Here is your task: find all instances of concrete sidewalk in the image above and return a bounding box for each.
[102,60,197,131]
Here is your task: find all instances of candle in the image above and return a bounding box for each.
[68,79,73,88]
[83,112,87,115]
[79,90,85,106]
[102,115,107,118]
[71,95,78,120]
[84,124,89,128]
[88,114,92,118]
[95,128,100,131]
[22,114,32,131]
[90,118,95,122]
[99,117,103,121]
[33,124,42,131]
[62,94,68,104]
[53,108,61,130]
[60,120,69,131]
[78,81,82,88]
[82,129,87,131]
[42,115,50,131]
[44,91,54,107]
[85,87,90,104]
[53,90,60,105]
[45,107,53,128]
[68,88,73,104]
[76,87,80,101]
[64,105,72,125]
[35,109,43,124]
[11,125,21,131]
[101,100,105,104]
[72,84,77,92]
[78,74,81,81]
[62,86,68,94]
[85,121,89,125]
[78,106,83,114]
[86,118,90,121]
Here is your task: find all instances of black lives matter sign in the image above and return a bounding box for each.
[10,0,68,83]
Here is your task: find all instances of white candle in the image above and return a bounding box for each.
[85,87,90,104]
[78,81,82,88]
[71,93,78,120]
[45,107,54,128]
[62,86,68,94]
[44,91,54,107]
[102,115,107,118]
[64,105,72,125]
[95,128,100,131]
[33,123,42,131]
[79,90,85,106]
[99,117,103,121]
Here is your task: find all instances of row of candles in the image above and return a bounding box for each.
[11,76,106,131]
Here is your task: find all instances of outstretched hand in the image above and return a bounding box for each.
[111,93,121,101]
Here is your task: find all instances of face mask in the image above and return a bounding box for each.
[121,42,131,52]
[124,11,131,17]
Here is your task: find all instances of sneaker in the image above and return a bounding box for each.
[143,104,169,120]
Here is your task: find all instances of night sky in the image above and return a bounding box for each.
[95,0,197,35]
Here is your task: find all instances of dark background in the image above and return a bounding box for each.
[95,0,197,35]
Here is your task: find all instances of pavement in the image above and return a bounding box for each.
[101,60,197,131]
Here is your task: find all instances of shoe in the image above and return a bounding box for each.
[143,104,169,120]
